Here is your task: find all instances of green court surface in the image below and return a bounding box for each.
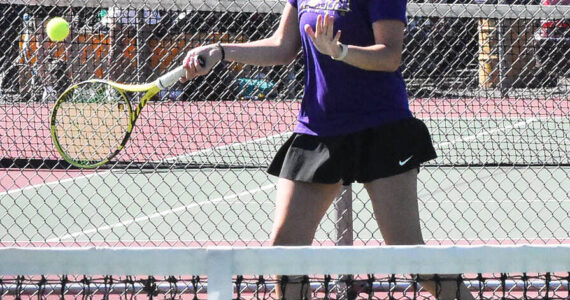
[1,117,569,246]
[2,167,569,246]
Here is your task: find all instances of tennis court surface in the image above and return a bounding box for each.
[2,97,568,247]
[0,1,569,299]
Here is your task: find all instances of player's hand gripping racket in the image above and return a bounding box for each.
[50,56,205,168]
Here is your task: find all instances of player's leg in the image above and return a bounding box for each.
[364,169,422,245]
[270,178,342,299]
[364,169,474,300]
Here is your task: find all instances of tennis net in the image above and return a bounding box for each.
[1,245,570,299]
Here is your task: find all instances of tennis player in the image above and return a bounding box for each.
[182,0,474,299]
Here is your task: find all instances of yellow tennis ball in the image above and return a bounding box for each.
[46,17,70,42]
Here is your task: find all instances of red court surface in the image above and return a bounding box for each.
[2,97,566,162]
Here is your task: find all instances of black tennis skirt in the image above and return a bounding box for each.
[267,117,437,185]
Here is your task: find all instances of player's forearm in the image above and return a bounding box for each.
[180,35,299,81]
[218,37,298,66]
[339,44,402,72]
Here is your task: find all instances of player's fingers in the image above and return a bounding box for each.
[326,15,335,39]
[180,58,190,82]
[183,52,193,68]
[179,58,187,82]
[304,24,316,41]
[322,13,330,38]
[189,56,200,74]
[333,30,342,43]
[182,53,197,81]
[183,66,192,82]
[315,14,323,39]
[193,56,206,75]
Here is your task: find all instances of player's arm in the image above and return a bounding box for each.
[221,3,301,66]
[305,14,404,72]
[182,3,301,81]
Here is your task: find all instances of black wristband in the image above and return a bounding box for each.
[217,41,225,62]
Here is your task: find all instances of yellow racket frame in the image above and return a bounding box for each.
[50,62,194,168]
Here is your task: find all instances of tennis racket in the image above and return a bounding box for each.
[50,57,205,168]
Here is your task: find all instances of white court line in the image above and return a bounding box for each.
[1,172,108,196]
[46,183,276,243]
[434,118,537,149]
[161,132,291,162]
[0,132,290,196]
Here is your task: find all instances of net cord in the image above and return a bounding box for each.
[2,245,570,276]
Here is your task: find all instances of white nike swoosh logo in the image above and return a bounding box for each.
[399,155,414,166]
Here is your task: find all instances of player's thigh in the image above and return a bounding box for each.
[363,168,424,245]
[271,178,342,245]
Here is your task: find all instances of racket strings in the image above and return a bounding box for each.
[54,82,129,163]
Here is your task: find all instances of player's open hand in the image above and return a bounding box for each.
[180,45,220,82]
[304,13,342,58]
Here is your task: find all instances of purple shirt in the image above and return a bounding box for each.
[289,0,412,136]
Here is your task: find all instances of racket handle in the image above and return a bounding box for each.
[156,56,206,89]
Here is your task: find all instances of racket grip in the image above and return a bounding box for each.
[156,66,185,89]
[156,56,206,89]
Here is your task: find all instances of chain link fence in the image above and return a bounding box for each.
[0,0,568,247]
